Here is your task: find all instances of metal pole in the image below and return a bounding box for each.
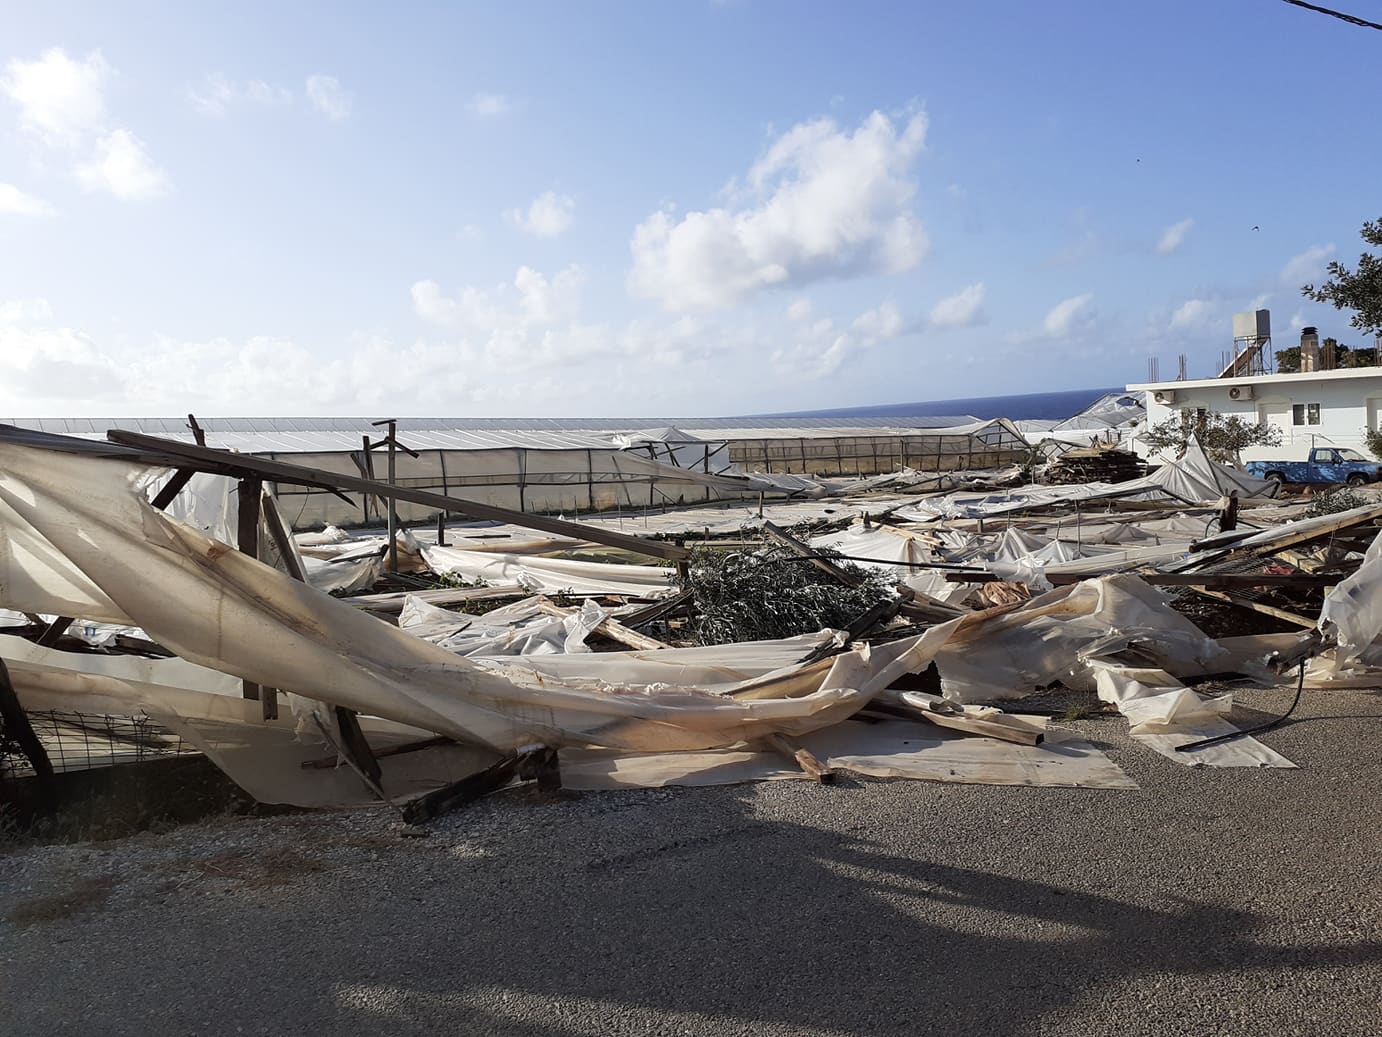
[386,420,398,572]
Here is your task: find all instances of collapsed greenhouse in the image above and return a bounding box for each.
[3,415,1382,824]
[0,415,1031,527]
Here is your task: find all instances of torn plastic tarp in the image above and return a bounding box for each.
[0,442,887,754]
[1319,527,1382,670]
[418,542,677,597]
[398,594,608,656]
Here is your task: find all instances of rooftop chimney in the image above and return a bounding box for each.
[1300,326,1320,372]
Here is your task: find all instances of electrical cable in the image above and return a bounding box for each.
[1174,659,1307,753]
[1281,0,1382,32]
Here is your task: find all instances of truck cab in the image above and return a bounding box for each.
[1246,447,1382,486]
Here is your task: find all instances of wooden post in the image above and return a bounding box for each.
[237,478,262,703]
[436,512,447,547]
[0,657,57,814]
[360,435,374,524]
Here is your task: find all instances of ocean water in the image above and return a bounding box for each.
[765,386,1123,422]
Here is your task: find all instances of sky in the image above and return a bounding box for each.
[0,0,1379,418]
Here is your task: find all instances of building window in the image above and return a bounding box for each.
[1292,403,1321,426]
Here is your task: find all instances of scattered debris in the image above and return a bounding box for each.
[4,419,1382,834]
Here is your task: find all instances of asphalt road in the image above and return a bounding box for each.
[2,684,1380,1036]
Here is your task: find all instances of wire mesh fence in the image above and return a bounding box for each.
[0,710,194,781]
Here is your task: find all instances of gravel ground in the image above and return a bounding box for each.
[2,684,1380,1037]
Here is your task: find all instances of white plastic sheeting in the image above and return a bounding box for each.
[1319,528,1382,669]
[1090,663,1295,768]
[418,543,678,597]
[1137,438,1278,503]
[398,594,608,656]
[0,443,876,754]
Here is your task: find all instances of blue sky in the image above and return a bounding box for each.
[0,0,1378,417]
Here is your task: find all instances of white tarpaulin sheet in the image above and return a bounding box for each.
[1090,662,1295,768]
[0,443,872,754]
[559,721,1136,790]
[419,543,677,597]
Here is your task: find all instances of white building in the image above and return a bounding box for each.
[1128,316,1382,462]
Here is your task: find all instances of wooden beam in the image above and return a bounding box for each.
[532,597,668,651]
[149,468,197,511]
[0,657,57,813]
[236,478,262,705]
[401,745,553,823]
[762,519,862,587]
[262,487,381,782]
[892,692,1045,746]
[106,429,690,563]
[1188,588,1317,629]
[763,733,835,783]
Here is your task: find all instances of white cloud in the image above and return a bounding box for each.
[1,47,109,147]
[1169,298,1212,330]
[928,283,986,328]
[2,48,170,201]
[0,289,919,416]
[773,299,906,378]
[188,74,292,116]
[506,191,575,237]
[629,109,929,310]
[0,182,55,217]
[0,297,53,323]
[1156,217,1194,255]
[306,75,351,121]
[467,92,511,118]
[1248,293,1271,310]
[1281,243,1335,285]
[412,264,586,333]
[1042,293,1094,337]
[76,129,169,200]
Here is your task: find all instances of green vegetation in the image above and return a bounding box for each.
[1302,215,1382,338]
[1307,487,1368,518]
[683,542,893,646]
[1275,341,1378,373]
[1141,412,1282,465]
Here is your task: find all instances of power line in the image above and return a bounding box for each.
[1281,0,1382,32]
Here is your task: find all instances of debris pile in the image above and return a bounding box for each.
[1043,445,1142,485]
[3,420,1382,829]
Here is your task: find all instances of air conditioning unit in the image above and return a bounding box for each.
[1153,390,1175,405]
[1228,385,1254,401]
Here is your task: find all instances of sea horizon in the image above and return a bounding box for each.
[760,385,1123,423]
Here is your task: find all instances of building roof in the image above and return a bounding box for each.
[1128,366,1382,393]
[0,414,991,455]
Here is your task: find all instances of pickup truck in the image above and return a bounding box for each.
[1244,447,1382,486]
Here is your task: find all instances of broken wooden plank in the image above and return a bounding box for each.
[106,429,691,563]
[401,745,553,823]
[1188,588,1317,629]
[149,468,198,511]
[236,478,263,705]
[764,733,835,783]
[895,692,1046,746]
[762,519,863,588]
[615,588,694,629]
